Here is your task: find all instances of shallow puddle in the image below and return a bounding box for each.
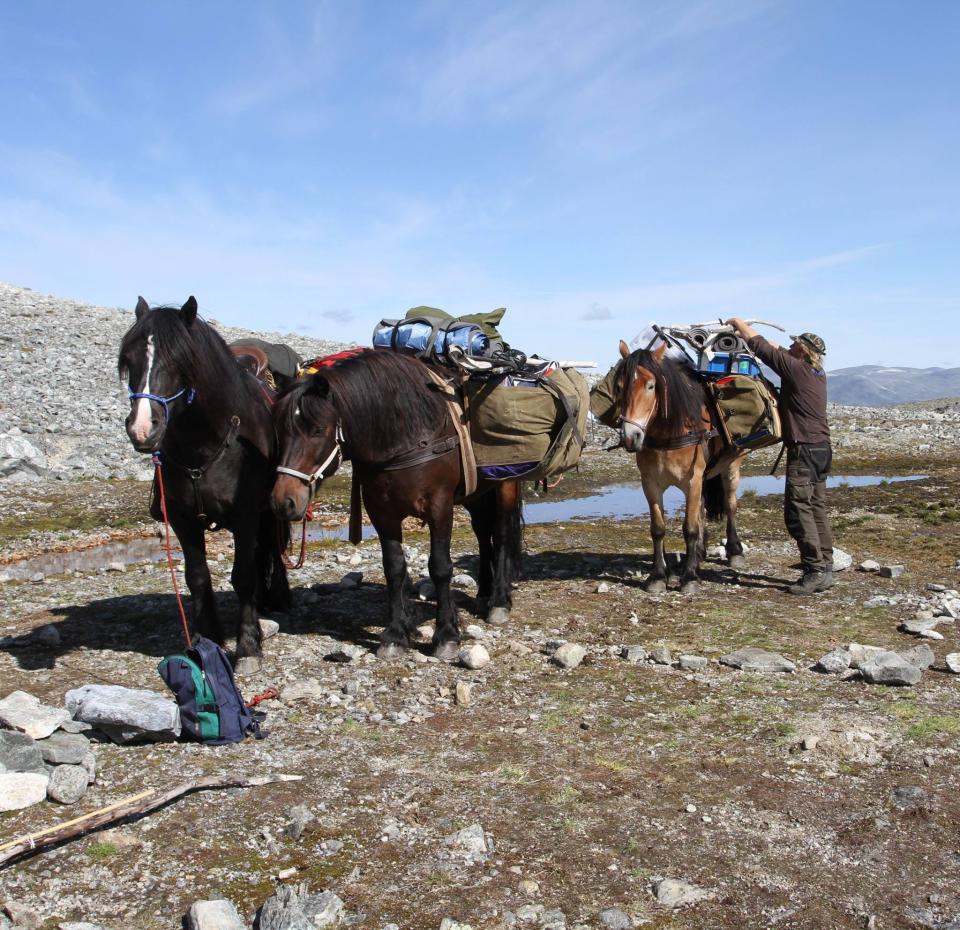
[1,474,922,581]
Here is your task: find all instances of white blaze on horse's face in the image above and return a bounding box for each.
[128,335,156,445]
[620,368,657,453]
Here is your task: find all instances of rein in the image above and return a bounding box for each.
[151,452,193,649]
[128,386,196,422]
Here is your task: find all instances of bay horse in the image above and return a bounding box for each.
[271,349,523,660]
[119,296,290,672]
[610,339,746,594]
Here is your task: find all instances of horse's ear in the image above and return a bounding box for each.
[653,341,668,362]
[135,296,150,320]
[181,296,198,326]
[309,375,331,399]
[618,340,631,359]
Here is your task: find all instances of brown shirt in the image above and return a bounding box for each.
[747,335,830,444]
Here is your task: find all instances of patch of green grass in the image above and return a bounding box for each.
[550,785,582,807]
[499,763,528,782]
[593,754,630,774]
[85,841,119,860]
[905,715,960,742]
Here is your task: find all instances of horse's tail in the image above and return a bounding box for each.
[703,474,725,522]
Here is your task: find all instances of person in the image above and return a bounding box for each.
[725,319,834,595]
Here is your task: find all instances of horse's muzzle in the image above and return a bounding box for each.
[125,414,164,454]
[272,475,310,522]
[620,422,645,453]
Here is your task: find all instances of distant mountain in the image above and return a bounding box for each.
[827,365,960,406]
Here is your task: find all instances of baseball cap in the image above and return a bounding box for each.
[789,332,826,356]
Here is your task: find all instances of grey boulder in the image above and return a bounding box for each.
[720,647,795,673]
[65,684,181,743]
[859,651,922,686]
[0,730,46,774]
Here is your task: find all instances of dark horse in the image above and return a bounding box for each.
[272,349,523,660]
[611,340,746,594]
[119,297,290,672]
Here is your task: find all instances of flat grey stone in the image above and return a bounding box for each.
[860,651,922,686]
[652,878,711,907]
[620,645,648,664]
[880,564,905,578]
[0,729,45,774]
[720,647,795,673]
[678,655,708,671]
[338,571,363,589]
[551,643,587,669]
[283,679,326,703]
[38,731,90,765]
[813,648,851,674]
[859,559,880,572]
[186,899,245,930]
[891,785,927,810]
[285,804,315,840]
[599,908,632,929]
[900,617,940,635]
[901,644,935,670]
[59,923,108,930]
[945,653,960,674]
[65,684,180,743]
[47,764,89,804]
[451,572,477,589]
[0,690,69,739]
[864,595,896,609]
[305,891,345,929]
[259,618,280,640]
[325,644,366,663]
[0,771,49,811]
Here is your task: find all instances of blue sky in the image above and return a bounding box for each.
[1,1,958,371]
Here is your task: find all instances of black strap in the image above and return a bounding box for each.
[769,443,786,475]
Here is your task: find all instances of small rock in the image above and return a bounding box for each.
[451,573,476,589]
[651,645,673,666]
[258,618,280,639]
[847,643,886,668]
[455,681,472,706]
[282,679,326,703]
[445,823,488,855]
[901,644,935,670]
[38,731,90,765]
[719,647,795,673]
[891,785,927,810]
[186,898,245,930]
[459,644,490,670]
[306,890,345,928]
[3,903,42,930]
[677,655,707,671]
[339,571,363,589]
[34,624,61,648]
[0,690,70,739]
[0,730,45,774]
[0,771,49,811]
[801,735,820,751]
[860,651,922,686]
[859,559,880,572]
[652,877,711,907]
[900,617,940,636]
[439,921,474,930]
[879,564,905,579]
[598,908,632,930]
[945,653,960,674]
[831,547,853,572]
[81,750,97,784]
[863,595,895,609]
[813,648,851,674]
[325,644,366,663]
[285,804,315,840]
[596,582,610,594]
[620,645,648,664]
[518,879,539,897]
[47,764,89,804]
[551,643,587,669]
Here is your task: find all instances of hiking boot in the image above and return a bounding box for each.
[816,570,835,592]
[789,570,827,595]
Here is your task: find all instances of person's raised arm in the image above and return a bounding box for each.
[725,317,762,343]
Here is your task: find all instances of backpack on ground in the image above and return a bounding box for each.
[157,636,260,744]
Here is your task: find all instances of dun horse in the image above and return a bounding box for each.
[272,349,523,660]
[611,340,746,594]
[119,297,290,671]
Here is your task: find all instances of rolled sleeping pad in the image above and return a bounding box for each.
[372,318,491,358]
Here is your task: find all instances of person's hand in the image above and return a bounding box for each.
[725,317,745,332]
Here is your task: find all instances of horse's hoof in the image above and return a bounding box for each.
[376,642,407,661]
[433,640,460,662]
[679,580,700,596]
[486,606,510,626]
[645,578,667,595]
[728,554,746,571]
[234,656,262,676]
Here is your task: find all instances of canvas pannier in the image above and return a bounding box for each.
[588,361,622,429]
[710,374,782,451]
[465,365,590,481]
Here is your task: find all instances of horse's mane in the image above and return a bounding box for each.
[118,307,244,405]
[621,349,707,434]
[277,350,449,463]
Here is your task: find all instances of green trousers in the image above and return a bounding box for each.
[784,443,834,573]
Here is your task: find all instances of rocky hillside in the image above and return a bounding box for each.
[0,282,352,483]
[2,281,960,485]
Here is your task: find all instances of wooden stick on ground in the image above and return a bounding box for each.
[0,773,303,868]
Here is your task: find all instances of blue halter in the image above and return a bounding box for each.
[127,386,196,422]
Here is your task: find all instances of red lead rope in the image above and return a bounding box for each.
[279,503,314,570]
[152,454,193,649]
